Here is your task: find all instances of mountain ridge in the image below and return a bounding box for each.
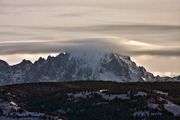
[0,52,179,85]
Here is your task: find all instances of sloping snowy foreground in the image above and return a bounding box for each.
[164,101,180,116]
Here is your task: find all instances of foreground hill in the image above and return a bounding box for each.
[0,52,179,85]
[0,81,180,120]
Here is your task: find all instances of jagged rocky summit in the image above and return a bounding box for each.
[0,52,179,85]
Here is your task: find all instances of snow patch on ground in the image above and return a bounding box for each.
[68,90,130,100]
[101,93,130,100]
[164,101,180,116]
[135,91,147,97]
[148,103,159,110]
[133,111,150,117]
[153,90,168,96]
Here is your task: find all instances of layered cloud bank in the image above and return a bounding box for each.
[0,36,180,57]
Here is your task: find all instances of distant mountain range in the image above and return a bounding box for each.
[0,52,179,85]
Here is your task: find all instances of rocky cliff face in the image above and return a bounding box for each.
[0,60,12,84]
[0,52,178,85]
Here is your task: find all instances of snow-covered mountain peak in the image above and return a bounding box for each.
[0,52,179,85]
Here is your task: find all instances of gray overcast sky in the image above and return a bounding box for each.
[0,0,180,76]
